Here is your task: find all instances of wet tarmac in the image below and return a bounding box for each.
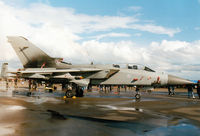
[1,87,200,136]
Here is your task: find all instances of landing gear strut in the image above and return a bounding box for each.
[135,87,141,99]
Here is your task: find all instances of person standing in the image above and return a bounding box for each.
[188,85,194,98]
[117,86,120,94]
[168,85,171,96]
[171,86,175,96]
[197,81,200,99]
[188,85,192,98]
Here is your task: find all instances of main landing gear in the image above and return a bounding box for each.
[65,90,73,98]
[64,84,84,98]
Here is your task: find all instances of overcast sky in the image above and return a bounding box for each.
[0,0,200,79]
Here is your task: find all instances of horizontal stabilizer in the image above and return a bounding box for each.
[70,79,90,87]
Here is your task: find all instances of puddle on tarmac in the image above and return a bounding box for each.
[6,105,26,111]
[20,111,200,136]
[23,97,62,105]
[143,123,200,136]
[0,105,26,112]
[97,104,143,112]
[0,124,16,136]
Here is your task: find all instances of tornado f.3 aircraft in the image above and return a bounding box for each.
[7,36,193,98]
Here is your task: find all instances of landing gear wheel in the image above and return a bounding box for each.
[135,93,141,99]
[76,88,84,97]
[49,89,53,93]
[65,90,73,98]
[27,92,32,97]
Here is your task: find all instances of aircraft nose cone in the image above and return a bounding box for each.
[168,75,194,85]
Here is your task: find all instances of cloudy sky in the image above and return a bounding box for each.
[0,0,200,79]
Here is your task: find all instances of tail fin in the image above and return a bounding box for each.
[1,63,8,79]
[7,36,55,68]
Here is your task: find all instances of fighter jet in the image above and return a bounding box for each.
[7,36,194,98]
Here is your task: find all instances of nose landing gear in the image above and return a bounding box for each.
[135,93,141,99]
[135,86,141,100]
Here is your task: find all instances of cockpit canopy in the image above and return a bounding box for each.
[113,63,155,72]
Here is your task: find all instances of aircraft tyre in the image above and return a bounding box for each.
[27,92,32,97]
[76,88,84,97]
[65,90,73,98]
[49,89,53,93]
[135,93,141,99]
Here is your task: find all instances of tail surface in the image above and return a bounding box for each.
[7,36,55,68]
[1,63,8,79]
